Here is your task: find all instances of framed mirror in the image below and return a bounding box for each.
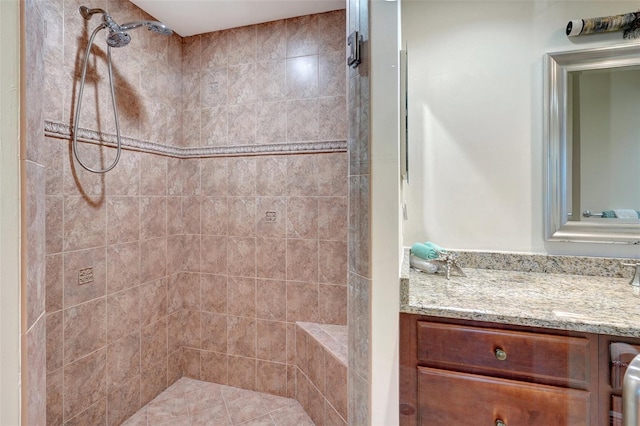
[544,44,640,244]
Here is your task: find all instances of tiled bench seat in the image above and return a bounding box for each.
[295,322,348,425]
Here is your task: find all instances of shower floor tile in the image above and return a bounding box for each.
[122,377,314,426]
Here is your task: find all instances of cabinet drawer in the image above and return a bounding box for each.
[417,321,591,387]
[417,366,591,426]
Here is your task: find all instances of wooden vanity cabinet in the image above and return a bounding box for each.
[401,314,600,426]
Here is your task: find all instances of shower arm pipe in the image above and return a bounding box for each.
[72,23,122,174]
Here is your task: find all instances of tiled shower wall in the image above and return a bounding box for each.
[44,0,183,145]
[173,153,348,396]
[179,11,346,148]
[174,9,348,397]
[44,144,183,425]
[41,0,347,424]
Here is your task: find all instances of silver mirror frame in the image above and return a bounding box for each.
[544,44,640,245]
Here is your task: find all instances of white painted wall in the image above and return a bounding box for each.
[370,0,401,424]
[402,0,640,258]
[0,0,22,424]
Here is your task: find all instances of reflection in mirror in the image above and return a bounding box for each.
[569,65,640,221]
[545,45,640,244]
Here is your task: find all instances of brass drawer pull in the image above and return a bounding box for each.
[495,348,507,361]
[495,420,506,426]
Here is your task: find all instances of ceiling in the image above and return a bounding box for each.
[130,0,346,37]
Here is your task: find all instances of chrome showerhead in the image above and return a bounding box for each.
[106,31,131,48]
[79,5,106,20]
[78,5,173,49]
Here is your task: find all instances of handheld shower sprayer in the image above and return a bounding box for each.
[73,6,173,173]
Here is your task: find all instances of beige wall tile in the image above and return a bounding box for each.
[46,253,63,312]
[63,196,106,251]
[141,359,168,406]
[201,274,227,313]
[182,347,201,379]
[256,101,286,144]
[256,156,287,196]
[184,310,202,349]
[227,236,256,277]
[227,26,257,66]
[227,355,255,390]
[201,351,228,385]
[228,63,257,105]
[307,338,325,394]
[105,150,140,196]
[106,287,140,342]
[256,360,287,397]
[257,20,286,61]
[286,197,318,239]
[166,196,184,236]
[286,56,318,99]
[286,99,319,142]
[140,155,167,196]
[65,398,106,426]
[25,316,47,425]
[106,333,141,390]
[287,155,318,196]
[201,197,228,236]
[256,320,286,363]
[46,311,63,372]
[318,197,347,241]
[107,241,140,294]
[228,157,256,196]
[106,376,140,426]
[318,284,347,325]
[319,240,347,285]
[256,238,286,281]
[286,281,318,323]
[63,247,106,308]
[201,235,228,275]
[182,196,202,235]
[318,153,347,197]
[141,318,168,368]
[227,276,256,317]
[45,196,64,254]
[227,316,256,358]
[139,278,168,327]
[286,15,318,58]
[256,60,286,102]
[46,368,63,425]
[201,31,228,69]
[256,197,286,238]
[140,197,166,240]
[286,239,318,283]
[63,348,106,421]
[201,312,227,353]
[228,197,256,237]
[107,197,140,245]
[201,158,229,197]
[140,237,167,283]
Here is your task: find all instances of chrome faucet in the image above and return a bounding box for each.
[622,262,640,287]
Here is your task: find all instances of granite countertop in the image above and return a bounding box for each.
[400,251,640,338]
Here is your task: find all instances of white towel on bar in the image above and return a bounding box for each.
[614,209,639,219]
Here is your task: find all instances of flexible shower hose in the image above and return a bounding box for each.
[72,23,122,173]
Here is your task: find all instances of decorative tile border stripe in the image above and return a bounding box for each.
[45,120,347,158]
